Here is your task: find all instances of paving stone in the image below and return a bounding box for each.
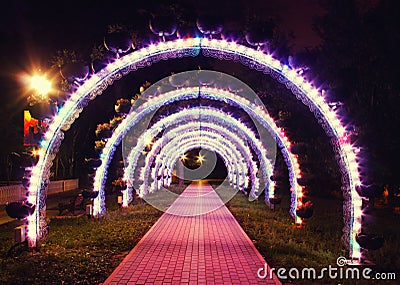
[103,182,281,284]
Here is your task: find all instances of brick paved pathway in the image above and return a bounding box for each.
[102,181,281,285]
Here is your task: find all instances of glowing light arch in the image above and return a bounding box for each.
[156,136,246,190]
[26,38,362,258]
[136,125,264,199]
[139,133,250,196]
[146,135,246,191]
[153,134,257,201]
[149,125,261,196]
[122,106,278,206]
[157,135,246,189]
[92,88,301,220]
[122,110,253,196]
[133,138,248,216]
[129,129,249,198]
[142,136,245,193]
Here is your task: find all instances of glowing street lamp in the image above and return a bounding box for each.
[24,71,58,122]
[29,75,52,99]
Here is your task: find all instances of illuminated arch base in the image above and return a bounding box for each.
[26,38,363,259]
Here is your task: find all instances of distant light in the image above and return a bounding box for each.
[197,154,205,163]
[31,148,43,157]
[144,134,153,148]
[180,153,187,161]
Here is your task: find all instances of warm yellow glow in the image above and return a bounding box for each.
[144,135,153,148]
[197,154,205,163]
[31,148,44,157]
[30,75,52,96]
[180,153,187,161]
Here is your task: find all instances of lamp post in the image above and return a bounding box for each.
[5,72,55,244]
[22,71,57,177]
[26,72,54,107]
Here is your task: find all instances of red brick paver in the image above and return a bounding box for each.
[102,181,281,285]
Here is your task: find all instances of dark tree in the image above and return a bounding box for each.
[299,0,400,188]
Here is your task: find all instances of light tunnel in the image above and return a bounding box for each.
[92,89,302,220]
[136,134,251,197]
[155,135,247,190]
[146,133,247,191]
[152,130,254,192]
[136,137,248,217]
[138,129,252,195]
[122,110,254,199]
[158,133,248,186]
[26,38,362,258]
[150,136,247,191]
[121,106,279,209]
[138,126,264,199]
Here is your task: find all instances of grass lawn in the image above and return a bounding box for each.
[212,183,400,284]
[215,184,344,269]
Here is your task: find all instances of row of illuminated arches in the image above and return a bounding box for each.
[122,107,273,205]
[26,38,362,259]
[92,87,304,222]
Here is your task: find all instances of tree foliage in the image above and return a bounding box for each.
[299,0,400,186]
